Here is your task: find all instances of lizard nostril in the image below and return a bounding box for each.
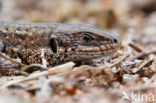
[113,38,118,44]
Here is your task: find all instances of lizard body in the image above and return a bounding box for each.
[0,20,120,75]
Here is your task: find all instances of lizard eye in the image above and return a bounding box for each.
[82,34,93,42]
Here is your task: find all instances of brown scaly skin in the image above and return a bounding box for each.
[0,20,121,75]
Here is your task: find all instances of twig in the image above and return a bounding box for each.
[132,54,155,73]
[128,43,143,52]
[40,49,48,68]
[0,52,47,74]
[128,50,156,61]
[0,52,25,67]
[0,62,75,89]
[21,64,47,71]
[100,53,130,69]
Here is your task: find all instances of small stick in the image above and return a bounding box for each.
[132,54,155,73]
[128,43,143,52]
[100,53,130,69]
[128,50,156,61]
[21,64,47,71]
[0,62,75,89]
[0,52,26,67]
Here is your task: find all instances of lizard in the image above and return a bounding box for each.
[0,20,121,75]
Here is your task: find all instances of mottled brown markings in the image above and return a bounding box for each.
[64,54,68,58]
[71,48,75,51]
[64,49,67,53]
[0,31,53,65]
[0,21,120,71]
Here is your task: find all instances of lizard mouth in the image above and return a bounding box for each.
[67,46,120,62]
[77,44,120,52]
[74,44,120,60]
[68,44,121,61]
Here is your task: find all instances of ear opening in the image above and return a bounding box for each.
[50,38,57,53]
[0,42,6,52]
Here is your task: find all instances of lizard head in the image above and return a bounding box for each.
[50,24,121,62]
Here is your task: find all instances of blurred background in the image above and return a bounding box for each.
[0,0,155,47]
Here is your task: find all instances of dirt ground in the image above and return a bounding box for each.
[0,0,156,103]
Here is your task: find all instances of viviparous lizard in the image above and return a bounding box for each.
[0,20,120,75]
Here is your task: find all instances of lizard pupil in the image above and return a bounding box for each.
[82,34,93,42]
